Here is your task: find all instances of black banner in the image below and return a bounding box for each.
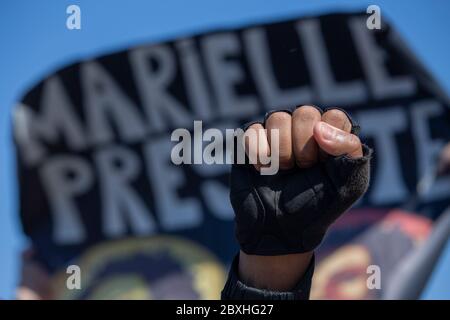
[13,12,450,275]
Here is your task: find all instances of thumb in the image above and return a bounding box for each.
[313,121,363,159]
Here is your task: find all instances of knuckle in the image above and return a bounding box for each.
[246,123,263,134]
[295,155,317,168]
[348,134,361,153]
[279,158,294,169]
[277,145,294,169]
[348,133,361,147]
[248,122,263,129]
[293,105,321,122]
[322,109,350,128]
[267,111,291,124]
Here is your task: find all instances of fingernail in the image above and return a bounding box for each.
[319,122,346,143]
[319,122,335,141]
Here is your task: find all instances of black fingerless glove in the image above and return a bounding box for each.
[229,141,372,255]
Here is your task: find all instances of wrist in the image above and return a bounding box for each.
[238,250,313,291]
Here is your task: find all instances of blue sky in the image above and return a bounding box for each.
[1,0,450,298]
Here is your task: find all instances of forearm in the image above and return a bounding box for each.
[238,251,313,291]
[221,252,315,300]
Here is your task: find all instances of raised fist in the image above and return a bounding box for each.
[230,106,372,255]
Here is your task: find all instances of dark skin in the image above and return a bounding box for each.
[239,107,363,291]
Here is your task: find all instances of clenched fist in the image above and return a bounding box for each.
[230,106,372,255]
